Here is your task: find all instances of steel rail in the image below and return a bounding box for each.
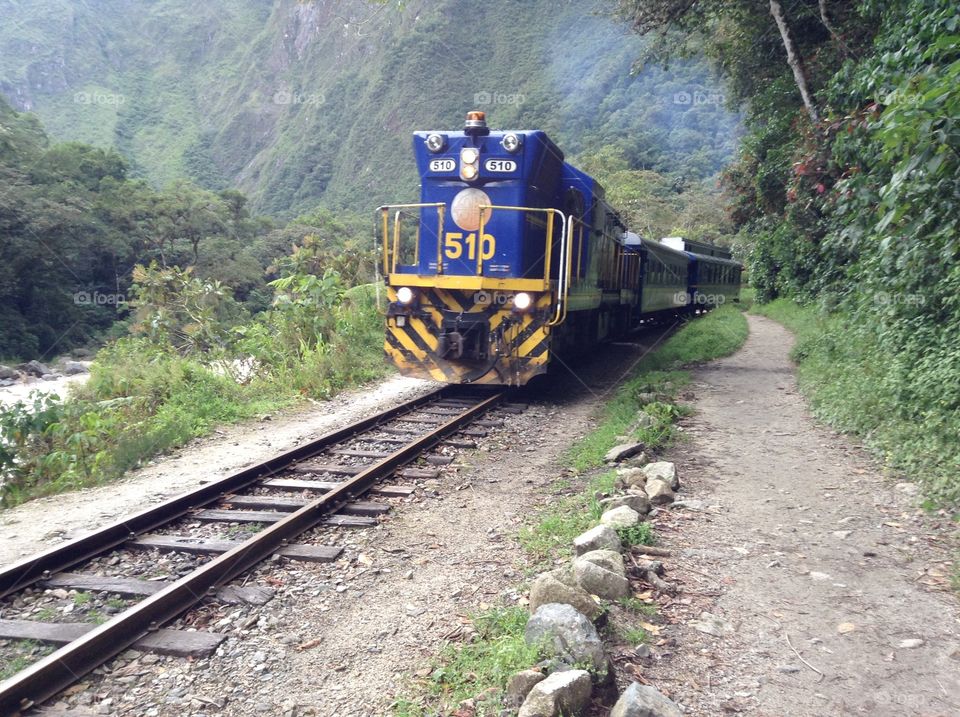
[0,386,466,600]
[0,390,504,714]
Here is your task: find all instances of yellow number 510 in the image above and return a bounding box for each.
[444,232,495,261]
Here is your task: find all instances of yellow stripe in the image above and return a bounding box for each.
[434,288,464,312]
[519,327,548,356]
[389,274,550,292]
[390,326,426,360]
[409,317,439,350]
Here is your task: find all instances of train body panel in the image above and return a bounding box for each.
[380,112,742,386]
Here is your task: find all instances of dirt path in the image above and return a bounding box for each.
[655,314,960,716]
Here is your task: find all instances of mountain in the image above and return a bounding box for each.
[0,0,740,217]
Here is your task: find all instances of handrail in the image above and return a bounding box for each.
[376,203,445,275]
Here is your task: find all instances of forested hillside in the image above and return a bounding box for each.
[0,0,739,217]
[618,0,959,500]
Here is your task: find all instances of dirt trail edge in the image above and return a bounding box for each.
[655,314,960,716]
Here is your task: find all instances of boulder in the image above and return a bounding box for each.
[644,478,675,505]
[599,492,651,516]
[70,347,94,359]
[525,604,607,674]
[62,361,89,376]
[616,467,647,488]
[573,559,629,600]
[634,412,657,430]
[623,452,649,468]
[0,378,15,388]
[16,360,49,377]
[600,505,640,529]
[41,374,59,381]
[642,461,679,491]
[0,365,17,380]
[518,669,592,717]
[635,392,659,405]
[604,442,645,463]
[529,569,602,621]
[506,669,546,707]
[610,682,683,717]
[575,549,625,576]
[573,525,621,555]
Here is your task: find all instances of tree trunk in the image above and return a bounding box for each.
[818,0,850,56]
[769,0,820,124]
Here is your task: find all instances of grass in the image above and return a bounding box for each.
[616,522,654,547]
[392,606,544,716]
[617,625,650,645]
[0,641,54,680]
[72,592,92,606]
[618,596,657,616]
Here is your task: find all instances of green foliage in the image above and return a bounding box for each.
[395,606,544,716]
[0,1,739,218]
[617,522,655,547]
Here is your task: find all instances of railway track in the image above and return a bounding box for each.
[0,386,514,715]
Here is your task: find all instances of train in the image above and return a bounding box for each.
[378,111,742,386]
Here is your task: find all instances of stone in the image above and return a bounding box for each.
[644,478,675,505]
[62,361,89,376]
[573,559,629,600]
[506,669,546,707]
[600,492,651,515]
[635,392,659,404]
[604,442,645,463]
[16,360,49,377]
[689,611,734,637]
[518,669,592,717]
[525,603,607,674]
[529,569,602,621]
[623,452,648,468]
[616,467,647,488]
[610,682,683,717]
[669,499,705,511]
[575,549,625,576]
[634,412,657,430]
[41,373,59,381]
[642,462,679,491]
[0,378,15,387]
[600,505,640,529]
[0,364,17,379]
[898,638,924,649]
[573,524,621,555]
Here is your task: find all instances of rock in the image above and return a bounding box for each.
[616,467,647,488]
[62,361,89,376]
[611,682,683,717]
[634,412,656,430]
[644,478,675,505]
[642,462,679,491]
[635,392,659,404]
[506,669,546,707]
[604,442,645,463]
[41,373,59,381]
[16,360,49,377]
[573,525,621,555]
[572,559,629,600]
[0,378,15,387]
[898,638,924,649]
[518,669,592,717]
[689,611,735,637]
[623,452,648,468]
[525,603,607,675]
[670,499,705,511]
[600,492,651,515]
[529,570,602,621]
[575,549,625,576]
[0,364,17,379]
[71,347,94,359]
[600,505,640,529]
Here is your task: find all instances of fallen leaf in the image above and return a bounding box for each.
[837,622,857,634]
[297,638,323,651]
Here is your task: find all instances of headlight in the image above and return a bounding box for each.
[461,163,478,180]
[397,286,414,304]
[425,133,445,153]
[461,147,479,164]
[501,133,522,153]
[513,292,532,310]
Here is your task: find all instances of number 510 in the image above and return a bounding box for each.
[444,232,496,261]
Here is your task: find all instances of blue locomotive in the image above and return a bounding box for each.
[379,111,741,386]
